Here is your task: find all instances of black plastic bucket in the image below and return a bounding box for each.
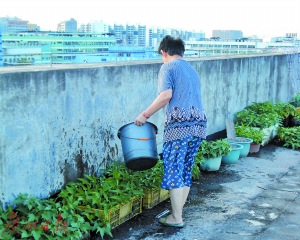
[117,122,158,171]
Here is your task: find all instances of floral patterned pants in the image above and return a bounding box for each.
[161,136,202,190]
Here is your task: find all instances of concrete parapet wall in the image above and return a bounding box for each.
[0,54,299,208]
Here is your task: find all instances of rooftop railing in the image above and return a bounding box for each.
[1,47,300,67]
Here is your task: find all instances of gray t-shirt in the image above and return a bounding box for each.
[158,59,207,142]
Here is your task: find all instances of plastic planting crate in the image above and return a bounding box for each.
[78,196,142,229]
[159,188,170,202]
[143,188,170,209]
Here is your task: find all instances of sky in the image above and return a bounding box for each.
[1,0,299,39]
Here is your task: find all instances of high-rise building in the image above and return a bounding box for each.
[148,27,205,48]
[85,23,92,32]
[78,23,85,32]
[138,25,146,47]
[113,24,146,46]
[78,20,110,33]
[212,30,243,40]
[91,20,110,33]
[114,24,124,44]
[0,18,8,33]
[57,18,77,32]
[194,31,205,41]
[148,27,163,48]
[162,29,170,37]
[170,29,180,37]
[181,31,205,41]
[126,25,135,45]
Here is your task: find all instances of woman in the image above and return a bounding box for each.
[134,35,207,227]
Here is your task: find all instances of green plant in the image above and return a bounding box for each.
[198,139,231,159]
[274,101,297,118]
[0,193,91,240]
[295,108,300,121]
[235,101,283,128]
[235,124,264,144]
[290,92,300,107]
[130,160,164,190]
[192,151,205,180]
[59,173,143,212]
[245,101,277,114]
[277,127,300,149]
[57,169,145,238]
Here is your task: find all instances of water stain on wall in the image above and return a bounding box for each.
[63,150,88,184]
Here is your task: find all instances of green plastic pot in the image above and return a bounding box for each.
[200,156,222,171]
[226,137,253,158]
[222,144,243,165]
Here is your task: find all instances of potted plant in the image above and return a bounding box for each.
[289,93,300,127]
[235,124,264,153]
[277,127,300,150]
[290,92,300,108]
[292,108,300,127]
[221,143,244,165]
[198,139,231,171]
[234,101,282,145]
[274,101,297,127]
[226,137,253,157]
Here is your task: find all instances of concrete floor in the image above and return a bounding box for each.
[98,144,300,240]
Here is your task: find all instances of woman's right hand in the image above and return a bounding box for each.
[134,113,147,126]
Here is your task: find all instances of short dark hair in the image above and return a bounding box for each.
[158,35,185,57]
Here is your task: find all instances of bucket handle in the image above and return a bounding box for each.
[117,122,158,139]
[117,135,155,140]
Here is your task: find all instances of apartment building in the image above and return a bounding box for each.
[148,27,205,48]
[0,18,8,33]
[148,27,163,48]
[0,17,28,33]
[189,31,206,41]
[126,25,135,45]
[138,25,146,47]
[57,18,77,32]
[113,24,125,44]
[77,20,111,35]
[91,21,110,33]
